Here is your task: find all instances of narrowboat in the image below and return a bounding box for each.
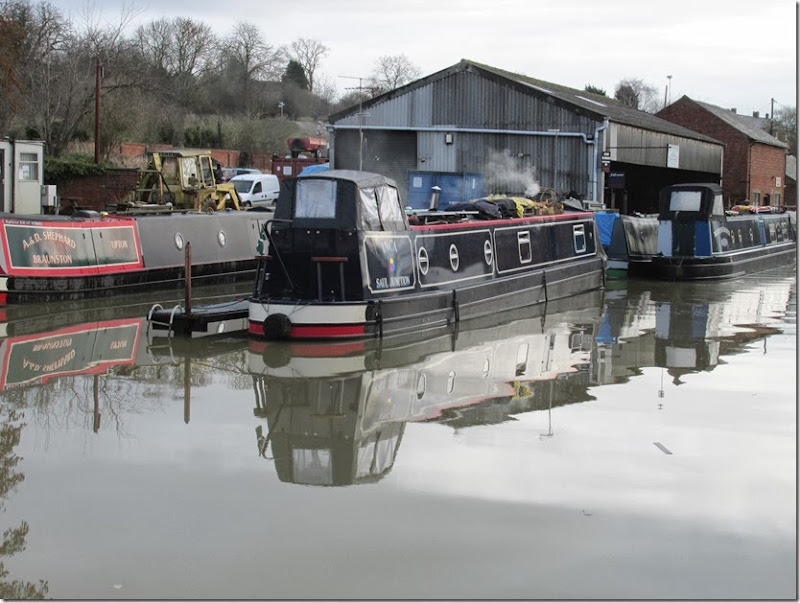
[0,209,273,304]
[596,212,659,273]
[635,183,796,280]
[248,170,606,340]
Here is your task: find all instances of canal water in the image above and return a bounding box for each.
[0,266,795,599]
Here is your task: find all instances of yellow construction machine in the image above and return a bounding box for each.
[126,150,242,212]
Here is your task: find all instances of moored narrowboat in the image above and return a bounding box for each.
[0,210,272,304]
[248,170,606,340]
[636,183,796,281]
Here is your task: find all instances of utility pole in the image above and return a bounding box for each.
[94,58,103,164]
[340,75,369,171]
[770,98,775,135]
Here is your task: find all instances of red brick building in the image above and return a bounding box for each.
[657,96,788,208]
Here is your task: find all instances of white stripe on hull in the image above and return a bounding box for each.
[249,301,369,325]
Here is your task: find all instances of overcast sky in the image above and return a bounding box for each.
[56,0,797,117]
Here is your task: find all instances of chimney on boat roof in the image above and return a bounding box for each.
[429,186,441,210]
[730,108,737,113]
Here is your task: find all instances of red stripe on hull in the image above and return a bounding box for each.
[249,321,367,339]
[291,324,366,339]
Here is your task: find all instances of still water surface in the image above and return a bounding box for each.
[0,268,796,599]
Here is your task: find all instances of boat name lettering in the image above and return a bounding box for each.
[22,348,76,372]
[32,254,74,265]
[109,339,128,350]
[110,240,129,250]
[31,337,73,352]
[375,275,411,289]
[21,231,78,251]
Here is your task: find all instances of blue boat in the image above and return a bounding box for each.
[635,183,796,280]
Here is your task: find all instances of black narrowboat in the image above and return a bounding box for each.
[248,170,606,340]
[635,183,796,281]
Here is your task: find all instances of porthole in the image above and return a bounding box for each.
[483,240,493,266]
[174,233,184,250]
[218,230,227,247]
[449,244,459,271]
[417,246,429,275]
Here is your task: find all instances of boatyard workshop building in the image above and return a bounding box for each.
[328,59,724,214]
[656,97,789,208]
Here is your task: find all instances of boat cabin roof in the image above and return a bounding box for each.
[274,170,409,232]
[658,183,725,220]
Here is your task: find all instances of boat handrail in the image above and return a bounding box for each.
[261,219,297,294]
[146,302,184,336]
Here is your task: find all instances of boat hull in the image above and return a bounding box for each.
[0,210,270,304]
[637,242,796,281]
[249,246,605,340]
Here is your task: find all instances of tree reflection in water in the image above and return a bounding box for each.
[0,408,48,600]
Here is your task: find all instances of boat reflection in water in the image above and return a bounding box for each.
[248,271,794,487]
[248,290,605,486]
[595,273,794,387]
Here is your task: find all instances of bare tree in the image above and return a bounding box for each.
[369,54,422,94]
[614,77,660,113]
[221,22,284,115]
[289,37,328,93]
[134,16,217,109]
[772,105,797,155]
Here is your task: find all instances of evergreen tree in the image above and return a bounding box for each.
[282,60,309,90]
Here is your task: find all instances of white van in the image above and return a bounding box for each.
[230,173,280,207]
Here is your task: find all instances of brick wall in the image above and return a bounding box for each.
[57,168,140,212]
[68,141,276,172]
[657,98,787,206]
[750,144,787,206]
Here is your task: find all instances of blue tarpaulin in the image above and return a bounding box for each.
[298,163,330,176]
[594,212,619,247]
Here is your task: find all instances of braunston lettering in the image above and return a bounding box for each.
[32,337,73,352]
[32,254,73,265]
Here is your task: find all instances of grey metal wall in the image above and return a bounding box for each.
[332,69,603,200]
[608,124,723,173]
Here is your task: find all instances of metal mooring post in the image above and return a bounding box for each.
[184,242,192,314]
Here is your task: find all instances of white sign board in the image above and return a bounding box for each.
[666,144,680,168]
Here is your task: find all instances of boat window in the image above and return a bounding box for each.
[573,224,586,253]
[669,190,701,212]
[296,179,337,219]
[359,187,381,229]
[292,448,333,485]
[516,344,529,376]
[377,185,406,231]
[518,231,532,263]
[712,194,724,216]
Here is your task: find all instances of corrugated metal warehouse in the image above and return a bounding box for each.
[328,59,724,214]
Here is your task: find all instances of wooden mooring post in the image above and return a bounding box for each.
[184,242,192,314]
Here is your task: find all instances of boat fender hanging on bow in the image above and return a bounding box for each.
[263,313,292,340]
